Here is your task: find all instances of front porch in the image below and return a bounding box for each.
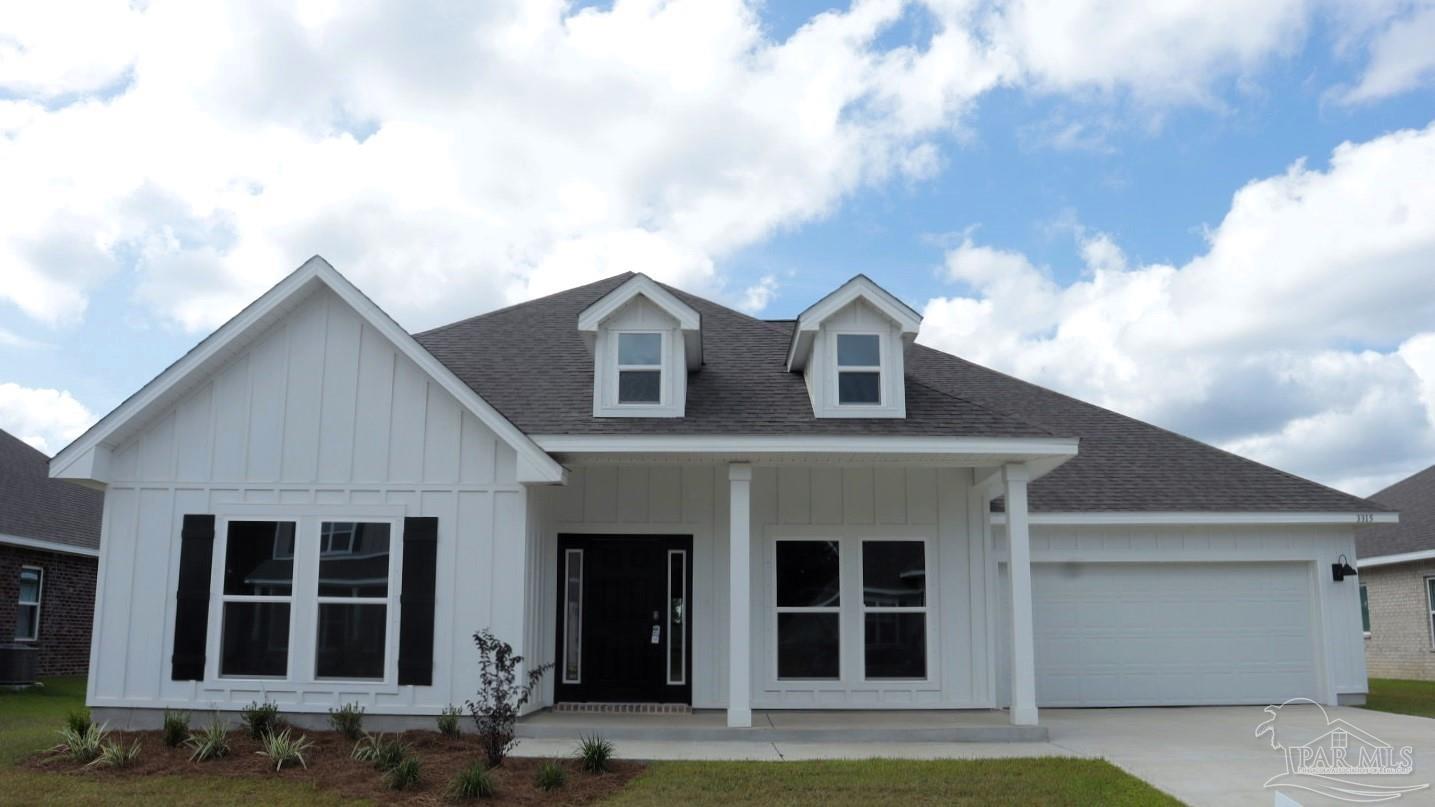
[517,708,1048,743]
[520,439,1075,731]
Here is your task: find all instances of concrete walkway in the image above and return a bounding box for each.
[512,705,1435,807]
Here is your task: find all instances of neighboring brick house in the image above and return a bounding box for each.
[0,428,103,676]
[1357,464,1435,680]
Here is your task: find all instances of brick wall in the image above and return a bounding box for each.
[1363,560,1435,680]
[0,546,98,676]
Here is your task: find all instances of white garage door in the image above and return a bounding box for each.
[1033,562,1319,707]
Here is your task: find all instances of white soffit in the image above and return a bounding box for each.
[49,256,566,486]
[786,274,923,371]
[577,273,702,369]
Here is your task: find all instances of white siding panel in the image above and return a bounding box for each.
[351,325,395,483]
[317,298,361,483]
[281,295,326,483]
[246,322,289,482]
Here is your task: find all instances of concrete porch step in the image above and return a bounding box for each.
[517,708,1049,743]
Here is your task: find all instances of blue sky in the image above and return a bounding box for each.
[2,0,1435,494]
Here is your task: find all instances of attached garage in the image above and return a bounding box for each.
[1033,562,1321,707]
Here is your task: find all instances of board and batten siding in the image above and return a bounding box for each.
[90,286,527,714]
[990,522,1368,706]
[526,463,989,710]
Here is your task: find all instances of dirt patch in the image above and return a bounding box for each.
[27,729,643,805]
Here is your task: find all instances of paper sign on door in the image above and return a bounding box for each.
[650,626,661,644]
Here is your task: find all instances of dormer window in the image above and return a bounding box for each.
[787,275,921,419]
[617,331,664,405]
[836,333,882,405]
[578,274,702,418]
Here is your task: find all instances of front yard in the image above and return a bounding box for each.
[0,679,1179,806]
[1360,677,1435,719]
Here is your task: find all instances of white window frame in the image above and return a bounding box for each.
[666,548,687,686]
[1426,576,1435,651]
[562,548,583,685]
[1360,582,1371,639]
[859,538,931,682]
[833,331,884,407]
[205,512,404,688]
[15,565,43,642]
[772,538,843,682]
[614,330,666,407]
[313,520,398,681]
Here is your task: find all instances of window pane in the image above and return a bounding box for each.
[18,568,40,603]
[318,522,390,597]
[1361,585,1371,633]
[564,551,582,684]
[778,612,840,679]
[315,603,386,679]
[865,612,926,678]
[223,521,296,596]
[619,332,662,365]
[1428,578,1435,612]
[838,371,880,404]
[863,541,926,607]
[776,541,840,607]
[221,602,290,676]
[618,370,661,403]
[669,551,686,684]
[837,334,880,366]
[15,605,38,641]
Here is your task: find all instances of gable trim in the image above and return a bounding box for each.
[49,256,565,486]
[1358,548,1435,568]
[0,532,100,558]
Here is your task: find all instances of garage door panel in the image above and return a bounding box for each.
[1034,563,1319,707]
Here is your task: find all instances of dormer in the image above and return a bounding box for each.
[786,275,921,419]
[579,274,701,418]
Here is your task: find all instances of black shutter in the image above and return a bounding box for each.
[171,514,216,681]
[398,516,439,686]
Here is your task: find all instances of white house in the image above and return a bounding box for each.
[51,257,1394,735]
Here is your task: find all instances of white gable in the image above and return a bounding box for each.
[51,257,564,486]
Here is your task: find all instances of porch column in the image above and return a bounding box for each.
[727,462,753,728]
[1004,463,1039,726]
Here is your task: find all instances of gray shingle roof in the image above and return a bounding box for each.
[1357,465,1435,559]
[0,428,103,551]
[414,273,1387,514]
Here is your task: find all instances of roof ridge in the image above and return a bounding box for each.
[913,343,1391,512]
[414,272,636,338]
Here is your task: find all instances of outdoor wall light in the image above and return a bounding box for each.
[1332,554,1359,582]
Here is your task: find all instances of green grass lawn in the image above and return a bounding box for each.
[1360,678,1435,719]
[1,679,1179,806]
[610,758,1181,806]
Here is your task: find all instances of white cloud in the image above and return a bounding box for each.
[0,0,1010,333]
[0,382,95,455]
[739,274,780,314]
[0,0,142,98]
[921,122,1435,493]
[1337,2,1435,103]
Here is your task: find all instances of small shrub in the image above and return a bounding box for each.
[65,709,92,735]
[352,732,409,772]
[437,705,463,739]
[447,762,497,800]
[577,735,613,774]
[534,760,567,791]
[240,700,282,739]
[161,709,190,748]
[328,702,365,741]
[186,715,231,762]
[88,739,141,769]
[56,721,107,762]
[466,628,554,768]
[384,754,421,790]
[256,728,315,771]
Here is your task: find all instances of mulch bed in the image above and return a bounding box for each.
[26,729,644,805]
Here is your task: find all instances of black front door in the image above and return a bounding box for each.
[554,535,692,704]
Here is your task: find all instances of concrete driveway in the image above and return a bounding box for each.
[515,705,1435,806]
[1041,705,1435,806]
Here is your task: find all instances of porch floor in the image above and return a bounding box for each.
[516,708,1047,743]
